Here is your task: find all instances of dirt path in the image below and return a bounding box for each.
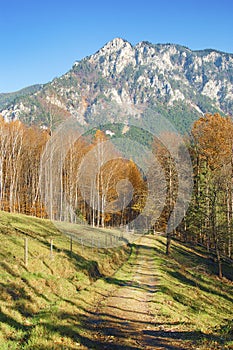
[81,236,192,349]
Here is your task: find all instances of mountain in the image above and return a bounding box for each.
[0,84,43,110]
[1,38,233,132]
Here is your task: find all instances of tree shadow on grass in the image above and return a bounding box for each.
[78,312,222,350]
[168,246,233,303]
[44,315,191,350]
[0,310,28,331]
[167,269,233,307]
[172,242,233,281]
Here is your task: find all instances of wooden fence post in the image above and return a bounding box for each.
[70,236,73,256]
[24,237,28,267]
[50,238,53,260]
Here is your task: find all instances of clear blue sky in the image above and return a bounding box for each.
[1,0,233,93]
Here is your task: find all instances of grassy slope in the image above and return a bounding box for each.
[0,211,232,349]
[151,236,233,349]
[0,211,131,349]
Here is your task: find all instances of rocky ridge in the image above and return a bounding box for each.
[1,38,233,132]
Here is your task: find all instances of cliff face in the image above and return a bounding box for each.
[1,38,233,132]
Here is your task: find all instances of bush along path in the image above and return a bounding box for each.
[78,235,233,350]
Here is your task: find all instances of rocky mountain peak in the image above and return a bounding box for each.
[1,38,233,133]
[90,37,135,74]
[102,37,132,51]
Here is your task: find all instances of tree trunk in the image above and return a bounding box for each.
[166,231,171,256]
[216,242,223,279]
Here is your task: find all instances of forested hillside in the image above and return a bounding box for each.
[0,112,232,279]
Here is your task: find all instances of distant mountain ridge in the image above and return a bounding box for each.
[1,38,233,132]
[0,84,43,110]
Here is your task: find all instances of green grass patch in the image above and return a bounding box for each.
[1,211,232,349]
[0,210,131,349]
[151,236,233,349]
